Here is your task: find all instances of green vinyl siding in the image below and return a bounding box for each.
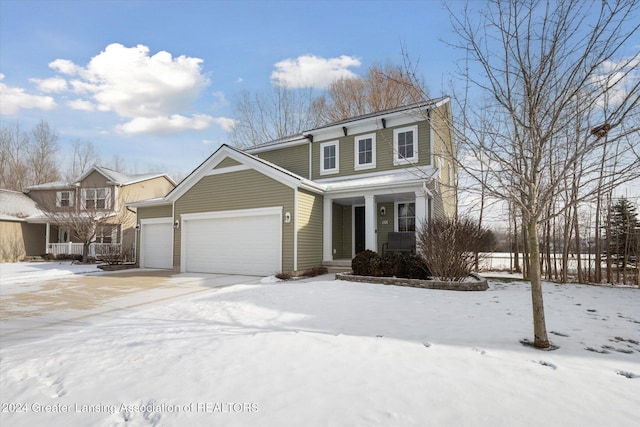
[296,190,323,270]
[331,203,344,259]
[312,121,431,180]
[174,169,295,271]
[137,205,172,220]
[214,157,242,169]
[255,143,310,178]
[377,202,395,253]
[331,204,352,259]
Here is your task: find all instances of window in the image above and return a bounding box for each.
[83,188,110,209]
[397,202,416,232]
[95,226,115,243]
[393,125,418,165]
[320,141,339,175]
[354,133,376,170]
[56,191,74,208]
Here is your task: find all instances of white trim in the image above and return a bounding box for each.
[323,197,333,262]
[206,164,250,176]
[394,201,416,232]
[352,204,365,257]
[319,141,339,175]
[354,133,376,171]
[181,206,282,222]
[293,189,298,271]
[393,125,419,166]
[140,217,173,225]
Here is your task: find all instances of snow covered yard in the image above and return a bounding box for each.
[0,277,638,427]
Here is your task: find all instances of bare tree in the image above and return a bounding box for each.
[29,120,60,185]
[0,123,30,191]
[67,139,100,180]
[443,0,640,348]
[229,63,428,148]
[317,63,426,123]
[40,186,125,263]
[229,86,322,148]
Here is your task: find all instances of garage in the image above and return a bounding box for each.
[140,218,173,269]
[181,207,282,276]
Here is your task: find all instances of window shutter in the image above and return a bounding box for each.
[104,187,112,209]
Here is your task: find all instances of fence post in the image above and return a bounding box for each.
[68,241,72,255]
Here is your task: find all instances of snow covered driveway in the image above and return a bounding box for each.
[0,275,638,426]
[0,263,260,346]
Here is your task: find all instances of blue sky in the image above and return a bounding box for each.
[1,0,462,177]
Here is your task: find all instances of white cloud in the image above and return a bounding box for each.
[0,74,57,115]
[67,99,96,111]
[29,77,68,93]
[49,43,216,134]
[271,55,361,89]
[590,56,640,108]
[211,91,228,109]
[115,114,213,135]
[212,117,237,132]
[49,58,82,75]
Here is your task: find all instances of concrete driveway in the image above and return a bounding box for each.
[0,269,261,347]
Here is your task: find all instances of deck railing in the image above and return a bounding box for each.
[47,242,121,258]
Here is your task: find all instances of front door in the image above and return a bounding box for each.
[354,206,365,255]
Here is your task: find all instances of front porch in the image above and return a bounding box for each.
[322,188,432,262]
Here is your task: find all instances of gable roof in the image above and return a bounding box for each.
[26,166,175,192]
[129,144,324,208]
[0,189,47,221]
[75,165,176,186]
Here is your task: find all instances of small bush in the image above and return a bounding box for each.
[352,250,381,276]
[417,215,487,282]
[302,266,328,277]
[275,271,293,280]
[379,252,402,277]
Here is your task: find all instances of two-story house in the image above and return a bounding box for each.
[130,98,456,275]
[0,166,175,261]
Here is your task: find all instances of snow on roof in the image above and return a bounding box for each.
[25,166,175,192]
[24,181,72,191]
[0,189,46,221]
[319,166,438,193]
[86,166,175,186]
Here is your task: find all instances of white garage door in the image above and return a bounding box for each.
[140,219,173,269]
[182,207,281,276]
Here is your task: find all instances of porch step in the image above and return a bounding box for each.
[322,259,352,273]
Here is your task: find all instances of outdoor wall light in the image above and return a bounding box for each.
[174,220,180,229]
[284,212,292,223]
[379,206,386,217]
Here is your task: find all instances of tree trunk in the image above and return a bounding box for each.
[82,242,90,264]
[528,218,550,349]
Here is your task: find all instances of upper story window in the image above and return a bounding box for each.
[393,125,418,166]
[82,188,110,209]
[56,191,74,208]
[354,133,376,170]
[320,141,339,175]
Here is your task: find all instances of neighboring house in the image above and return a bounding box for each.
[0,166,175,262]
[130,98,457,275]
[0,190,48,262]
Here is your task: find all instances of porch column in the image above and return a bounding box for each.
[415,191,428,232]
[45,223,50,254]
[364,195,377,252]
[323,197,333,261]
